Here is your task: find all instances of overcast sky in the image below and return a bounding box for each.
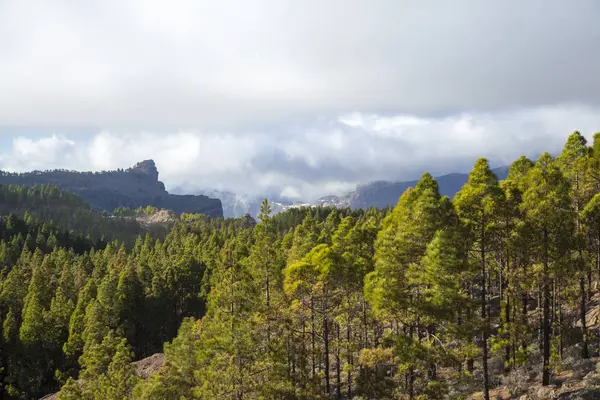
[1,1,600,200]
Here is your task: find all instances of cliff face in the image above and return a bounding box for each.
[0,160,223,218]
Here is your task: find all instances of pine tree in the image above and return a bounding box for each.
[454,158,504,400]
[521,153,574,385]
[365,173,451,399]
[133,319,200,400]
[557,131,593,359]
[64,279,97,360]
[410,228,470,398]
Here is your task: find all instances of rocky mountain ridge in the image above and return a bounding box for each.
[0,160,223,218]
[0,161,508,220]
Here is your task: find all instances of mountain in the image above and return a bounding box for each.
[190,189,265,218]
[196,166,510,218]
[0,183,169,245]
[316,165,510,210]
[0,160,223,218]
[190,189,312,218]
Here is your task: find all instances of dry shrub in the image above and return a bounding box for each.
[500,366,530,397]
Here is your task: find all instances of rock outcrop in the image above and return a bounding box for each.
[39,353,165,400]
[0,160,223,218]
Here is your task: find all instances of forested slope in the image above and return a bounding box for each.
[3,131,600,399]
[0,184,168,245]
[128,131,600,400]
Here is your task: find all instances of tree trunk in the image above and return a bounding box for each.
[336,323,341,399]
[465,282,474,374]
[287,333,292,381]
[542,227,551,386]
[588,266,593,301]
[522,289,528,353]
[558,281,563,360]
[301,316,307,389]
[362,300,368,349]
[481,228,490,400]
[265,264,270,308]
[408,324,415,400]
[311,297,316,379]
[323,301,331,397]
[581,274,590,358]
[597,231,600,283]
[428,324,437,380]
[265,255,271,343]
[347,319,353,399]
[538,283,543,352]
[504,252,511,371]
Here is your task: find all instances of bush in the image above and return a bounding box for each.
[501,366,530,397]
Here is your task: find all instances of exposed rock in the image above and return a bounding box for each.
[136,209,178,226]
[0,161,223,218]
[469,388,512,400]
[240,213,257,229]
[584,371,599,381]
[39,353,165,400]
[132,160,159,181]
[576,292,600,329]
[537,385,559,399]
[555,388,600,399]
[132,353,165,379]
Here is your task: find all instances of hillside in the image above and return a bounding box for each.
[318,165,510,210]
[195,167,509,218]
[0,184,168,245]
[4,132,600,400]
[0,160,223,218]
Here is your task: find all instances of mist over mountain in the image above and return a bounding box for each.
[0,158,509,219]
[323,165,510,210]
[182,166,510,218]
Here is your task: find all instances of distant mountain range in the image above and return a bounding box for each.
[195,166,510,218]
[0,160,224,218]
[189,189,312,218]
[0,161,509,219]
[315,166,509,210]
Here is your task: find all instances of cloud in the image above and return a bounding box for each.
[1,105,599,200]
[0,1,599,128]
[0,135,80,172]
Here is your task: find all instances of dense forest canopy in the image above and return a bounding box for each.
[2,132,600,399]
[0,184,168,245]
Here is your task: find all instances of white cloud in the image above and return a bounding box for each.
[0,1,599,128]
[1,135,79,172]
[1,105,599,200]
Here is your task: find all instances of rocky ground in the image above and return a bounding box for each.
[469,355,600,399]
[39,353,165,400]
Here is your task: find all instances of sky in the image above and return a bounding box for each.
[1,1,600,200]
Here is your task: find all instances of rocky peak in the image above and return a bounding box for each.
[131,160,159,181]
[240,213,257,228]
[0,161,223,218]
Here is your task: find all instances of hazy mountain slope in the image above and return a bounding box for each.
[0,160,223,218]
[195,166,509,218]
[319,166,509,210]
